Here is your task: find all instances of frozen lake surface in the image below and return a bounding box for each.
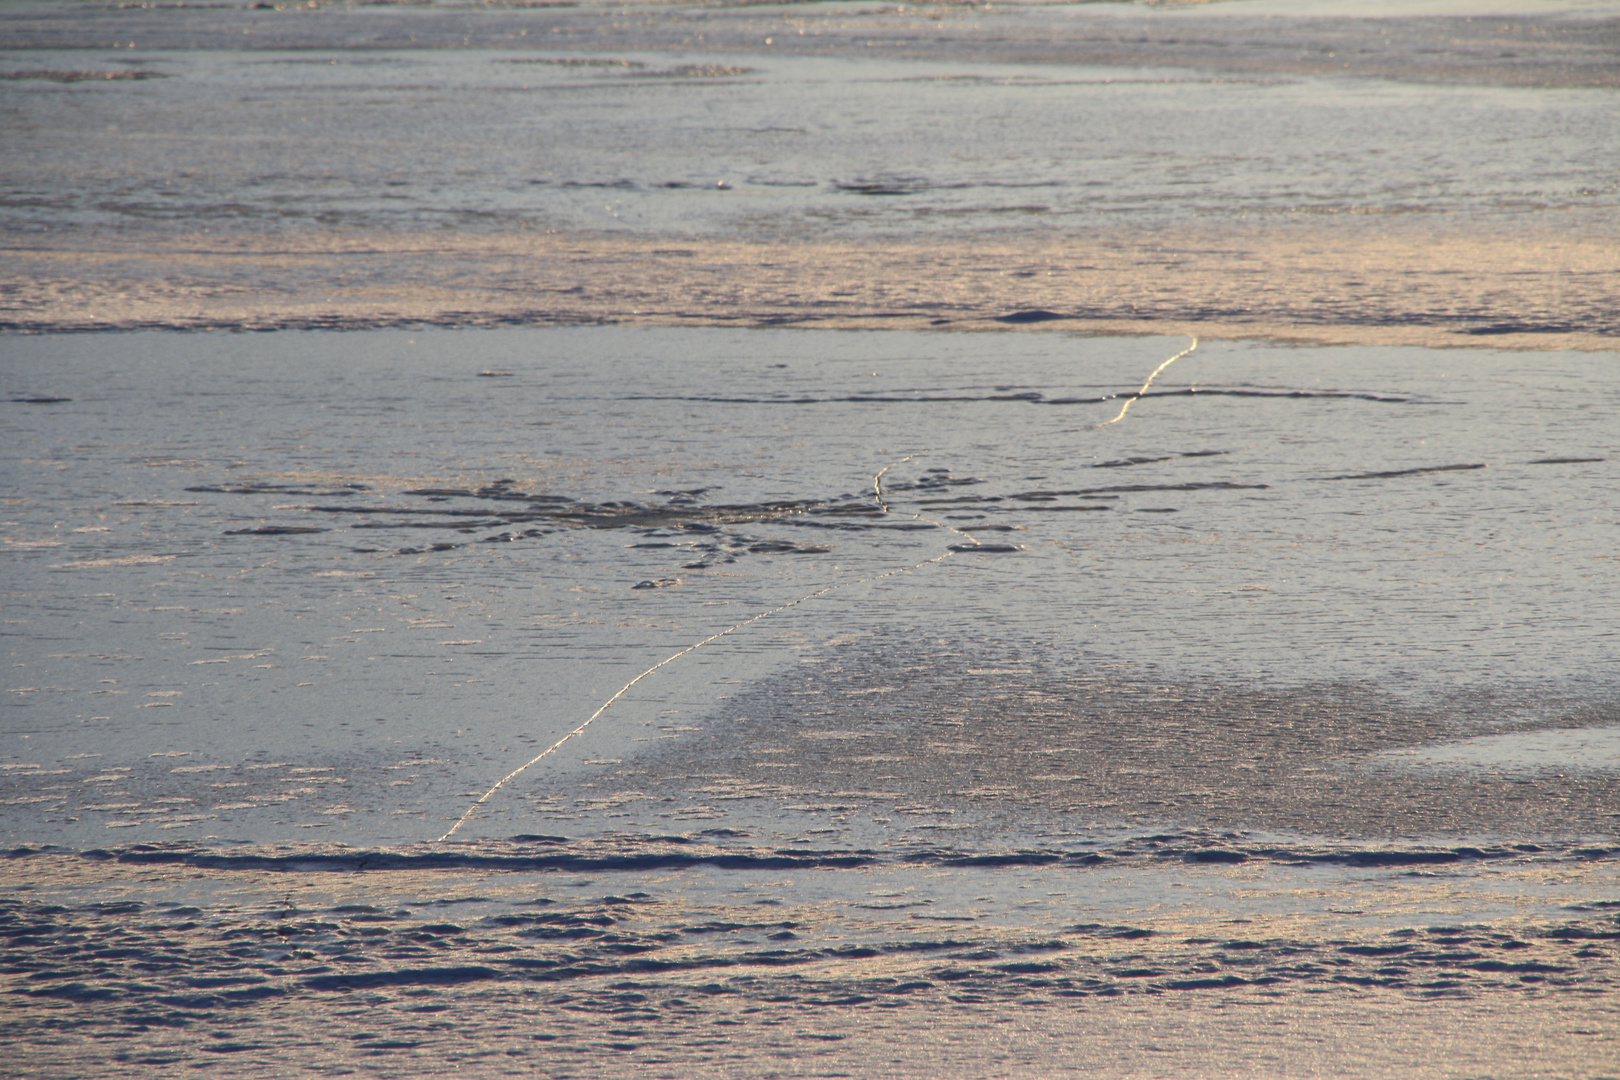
[2,1,1617,1073]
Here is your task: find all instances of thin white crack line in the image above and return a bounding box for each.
[437,338,1192,842]
[438,579,846,841]
[1092,335,1198,429]
[872,454,913,514]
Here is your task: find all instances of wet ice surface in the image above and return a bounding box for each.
[3,326,1618,846]
[3,326,1618,1074]
[1,24,1615,241]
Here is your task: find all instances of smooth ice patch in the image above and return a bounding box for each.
[1373,726,1620,773]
